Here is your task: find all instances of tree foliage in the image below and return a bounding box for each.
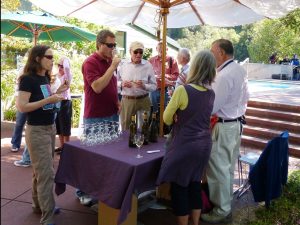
[177,25,242,59]
[247,18,300,63]
[281,8,300,34]
[1,0,20,11]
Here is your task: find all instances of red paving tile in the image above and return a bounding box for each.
[1,122,97,225]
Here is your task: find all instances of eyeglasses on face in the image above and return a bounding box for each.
[102,43,117,48]
[133,50,143,55]
[43,55,54,60]
[57,64,64,68]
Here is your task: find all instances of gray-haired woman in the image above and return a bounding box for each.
[156,50,216,225]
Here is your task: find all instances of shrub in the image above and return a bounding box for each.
[247,170,300,225]
[4,108,17,121]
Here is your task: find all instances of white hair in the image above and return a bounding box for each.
[178,48,190,62]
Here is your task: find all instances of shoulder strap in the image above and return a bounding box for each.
[169,57,173,70]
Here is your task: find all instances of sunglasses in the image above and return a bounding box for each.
[58,64,64,68]
[44,55,54,60]
[133,50,143,55]
[102,43,117,48]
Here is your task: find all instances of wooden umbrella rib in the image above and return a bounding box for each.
[143,0,160,6]
[233,0,252,10]
[67,0,97,16]
[64,27,89,41]
[42,26,64,32]
[233,0,271,19]
[170,0,190,7]
[132,1,146,24]
[7,21,32,36]
[45,30,54,41]
[188,1,205,25]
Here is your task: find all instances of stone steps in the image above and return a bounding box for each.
[242,100,300,158]
[246,107,300,123]
[243,126,300,145]
[245,116,300,133]
[241,135,300,158]
[247,100,300,113]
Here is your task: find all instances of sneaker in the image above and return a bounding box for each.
[11,147,20,152]
[14,160,31,167]
[55,147,62,153]
[201,211,232,224]
[75,190,86,198]
[79,195,93,206]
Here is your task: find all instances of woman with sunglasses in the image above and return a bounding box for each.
[16,45,69,225]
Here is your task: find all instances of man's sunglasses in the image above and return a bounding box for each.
[102,43,117,48]
[44,55,54,60]
[58,64,64,68]
[133,50,143,55]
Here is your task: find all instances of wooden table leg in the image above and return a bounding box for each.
[98,194,137,225]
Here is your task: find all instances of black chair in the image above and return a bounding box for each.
[249,131,289,207]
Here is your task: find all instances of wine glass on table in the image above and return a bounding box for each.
[134,133,144,158]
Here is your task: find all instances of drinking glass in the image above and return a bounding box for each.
[134,133,144,158]
[79,124,87,145]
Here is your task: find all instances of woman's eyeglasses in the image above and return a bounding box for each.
[133,50,143,55]
[102,43,117,48]
[44,55,54,60]
[58,64,64,69]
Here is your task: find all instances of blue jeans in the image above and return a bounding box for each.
[20,145,31,164]
[11,111,27,149]
[150,89,169,113]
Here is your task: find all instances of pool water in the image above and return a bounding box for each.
[248,80,298,92]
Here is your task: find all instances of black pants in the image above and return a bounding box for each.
[170,181,202,216]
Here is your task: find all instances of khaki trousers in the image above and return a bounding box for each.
[206,122,241,216]
[26,124,56,225]
[120,96,151,130]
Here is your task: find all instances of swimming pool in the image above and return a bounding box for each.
[248,80,299,92]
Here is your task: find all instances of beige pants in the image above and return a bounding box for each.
[120,96,151,130]
[26,124,56,225]
[206,122,241,216]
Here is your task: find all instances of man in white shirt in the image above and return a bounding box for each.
[117,41,156,130]
[175,48,190,88]
[201,39,249,224]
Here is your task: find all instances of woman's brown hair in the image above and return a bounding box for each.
[18,45,51,82]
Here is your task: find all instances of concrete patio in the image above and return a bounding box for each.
[1,80,300,225]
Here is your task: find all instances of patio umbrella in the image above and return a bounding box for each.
[1,11,96,46]
[28,0,300,135]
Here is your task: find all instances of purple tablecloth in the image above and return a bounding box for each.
[55,132,165,225]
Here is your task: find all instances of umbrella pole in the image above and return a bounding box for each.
[33,25,39,46]
[159,7,169,137]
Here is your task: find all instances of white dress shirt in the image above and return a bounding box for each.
[117,59,157,96]
[212,59,250,119]
[175,64,190,88]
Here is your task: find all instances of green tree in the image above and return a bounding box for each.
[247,19,300,63]
[177,25,241,59]
[281,8,300,34]
[1,0,20,11]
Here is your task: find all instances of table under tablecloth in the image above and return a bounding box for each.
[55,133,165,224]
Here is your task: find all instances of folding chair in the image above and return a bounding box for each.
[235,152,260,199]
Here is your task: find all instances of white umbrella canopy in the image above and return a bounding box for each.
[29,0,300,135]
[29,0,299,28]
